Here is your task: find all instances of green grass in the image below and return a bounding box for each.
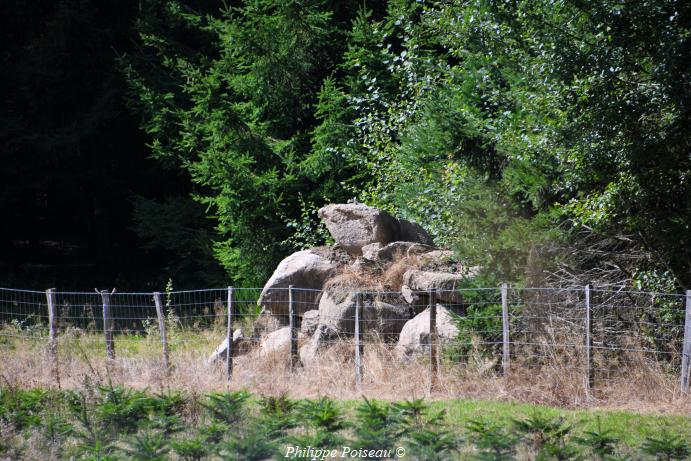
[1,386,689,460]
[436,400,691,447]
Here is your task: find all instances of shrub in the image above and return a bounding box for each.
[466,419,518,461]
[574,417,619,460]
[171,436,209,461]
[201,391,250,426]
[352,397,402,458]
[118,432,169,461]
[640,431,690,461]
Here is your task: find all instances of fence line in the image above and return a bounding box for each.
[0,285,689,399]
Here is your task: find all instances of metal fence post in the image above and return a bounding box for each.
[226,286,234,381]
[429,289,438,394]
[153,292,170,375]
[681,290,691,393]
[501,283,510,376]
[98,289,115,360]
[46,288,60,388]
[354,291,363,392]
[289,285,299,371]
[584,284,593,398]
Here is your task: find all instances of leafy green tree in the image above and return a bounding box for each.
[317,0,689,291]
[426,0,691,288]
[125,0,364,284]
[126,0,690,292]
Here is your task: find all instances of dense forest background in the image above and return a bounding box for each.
[2,0,689,292]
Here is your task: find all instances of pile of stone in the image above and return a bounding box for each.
[209,203,476,365]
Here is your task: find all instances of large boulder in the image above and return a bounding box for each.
[318,290,360,333]
[398,219,435,246]
[257,249,339,318]
[318,204,400,255]
[258,327,300,357]
[350,257,377,275]
[402,270,466,304]
[361,243,384,260]
[300,310,320,336]
[318,290,410,336]
[417,251,479,277]
[252,309,283,337]
[366,301,411,338]
[208,329,250,364]
[396,305,459,356]
[372,241,435,262]
[299,324,340,366]
[401,284,420,304]
[419,250,456,265]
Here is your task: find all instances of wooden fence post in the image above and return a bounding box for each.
[501,283,510,377]
[357,293,364,364]
[153,292,170,375]
[226,286,234,382]
[681,290,691,393]
[584,284,593,398]
[46,288,60,388]
[429,289,438,394]
[98,289,115,360]
[354,291,363,392]
[289,285,299,371]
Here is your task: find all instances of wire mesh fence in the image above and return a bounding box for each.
[0,285,689,405]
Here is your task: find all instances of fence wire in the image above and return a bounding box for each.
[0,286,688,401]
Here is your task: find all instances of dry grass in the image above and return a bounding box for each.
[323,251,422,294]
[380,252,420,290]
[1,326,689,415]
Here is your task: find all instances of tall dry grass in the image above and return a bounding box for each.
[1,325,689,414]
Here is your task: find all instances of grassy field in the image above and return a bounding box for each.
[2,321,690,414]
[437,400,690,448]
[2,322,690,459]
[2,318,691,412]
[0,385,689,460]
